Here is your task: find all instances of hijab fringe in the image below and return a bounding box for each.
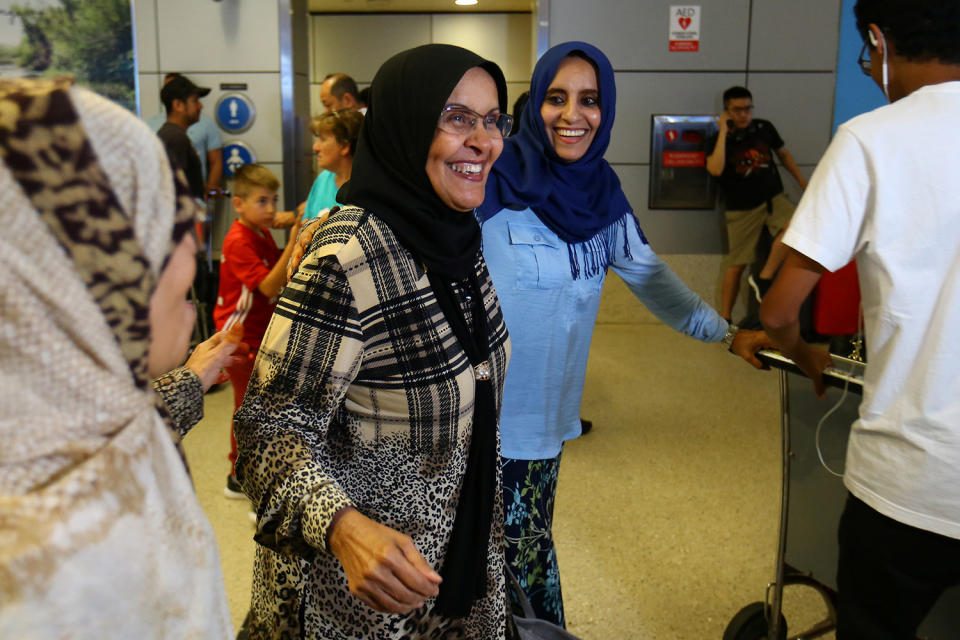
[567,212,645,280]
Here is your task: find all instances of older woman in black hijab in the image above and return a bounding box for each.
[235,45,513,639]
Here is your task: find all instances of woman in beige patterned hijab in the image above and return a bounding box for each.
[0,79,232,638]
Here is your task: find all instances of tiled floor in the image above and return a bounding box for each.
[182,322,836,638]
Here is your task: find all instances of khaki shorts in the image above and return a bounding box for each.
[724,192,795,267]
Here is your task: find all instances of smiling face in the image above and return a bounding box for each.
[540,55,601,163]
[425,66,504,212]
[313,129,350,172]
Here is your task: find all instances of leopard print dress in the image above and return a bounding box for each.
[235,207,511,639]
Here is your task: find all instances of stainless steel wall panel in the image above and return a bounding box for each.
[606,72,745,165]
[614,165,726,255]
[549,0,751,71]
[747,73,835,165]
[749,0,842,71]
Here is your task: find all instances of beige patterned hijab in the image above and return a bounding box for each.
[0,79,231,638]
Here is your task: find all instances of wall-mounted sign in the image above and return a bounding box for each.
[649,114,717,209]
[223,141,257,178]
[669,5,701,52]
[216,93,256,134]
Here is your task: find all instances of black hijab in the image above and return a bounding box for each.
[339,45,509,618]
[338,44,508,279]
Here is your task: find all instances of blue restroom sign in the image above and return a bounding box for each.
[216,93,256,133]
[222,141,257,178]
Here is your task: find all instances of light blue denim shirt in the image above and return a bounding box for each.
[481,207,728,460]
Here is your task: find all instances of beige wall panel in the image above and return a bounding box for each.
[138,73,161,121]
[156,0,280,73]
[505,81,528,119]
[132,0,158,73]
[312,14,431,83]
[431,13,532,83]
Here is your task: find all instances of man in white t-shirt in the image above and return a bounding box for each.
[760,1,960,637]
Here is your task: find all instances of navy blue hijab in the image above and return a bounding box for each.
[479,41,638,278]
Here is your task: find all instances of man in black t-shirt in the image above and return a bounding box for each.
[706,86,807,322]
[157,75,209,199]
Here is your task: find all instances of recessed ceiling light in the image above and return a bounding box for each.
[455,0,478,5]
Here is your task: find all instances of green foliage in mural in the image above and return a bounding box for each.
[10,0,135,111]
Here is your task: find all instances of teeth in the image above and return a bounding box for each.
[556,128,586,137]
[451,163,481,175]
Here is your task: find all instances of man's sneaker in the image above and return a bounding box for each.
[747,274,772,303]
[224,474,246,499]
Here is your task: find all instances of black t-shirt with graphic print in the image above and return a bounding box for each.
[717,118,785,210]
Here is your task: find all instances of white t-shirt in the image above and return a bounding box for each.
[784,81,960,539]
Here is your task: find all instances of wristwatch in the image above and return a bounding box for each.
[721,323,739,349]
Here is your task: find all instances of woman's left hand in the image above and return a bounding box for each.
[286,218,321,282]
[184,324,250,391]
[328,507,443,614]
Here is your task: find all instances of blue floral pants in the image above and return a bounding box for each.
[501,453,565,627]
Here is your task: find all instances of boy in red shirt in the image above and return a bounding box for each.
[214,164,301,497]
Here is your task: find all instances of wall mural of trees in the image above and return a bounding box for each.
[1,0,135,111]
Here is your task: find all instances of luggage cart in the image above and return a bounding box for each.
[724,349,863,640]
[725,350,960,639]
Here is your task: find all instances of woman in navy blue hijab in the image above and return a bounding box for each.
[479,42,771,626]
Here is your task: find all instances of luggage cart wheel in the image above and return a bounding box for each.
[723,602,787,640]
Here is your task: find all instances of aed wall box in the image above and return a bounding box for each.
[649,114,718,210]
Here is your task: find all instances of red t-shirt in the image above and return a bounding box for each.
[214,220,283,349]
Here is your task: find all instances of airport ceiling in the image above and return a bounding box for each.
[309,0,533,12]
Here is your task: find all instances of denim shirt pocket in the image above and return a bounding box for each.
[507,221,567,290]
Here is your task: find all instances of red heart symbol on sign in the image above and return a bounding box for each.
[679,16,691,29]
[665,129,678,142]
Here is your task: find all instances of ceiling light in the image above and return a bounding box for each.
[455,0,478,5]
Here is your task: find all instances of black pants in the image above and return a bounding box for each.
[837,494,960,639]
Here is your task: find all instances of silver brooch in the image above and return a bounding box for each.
[473,361,492,380]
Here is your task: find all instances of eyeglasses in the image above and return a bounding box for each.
[729,105,754,115]
[857,41,872,75]
[438,105,513,139]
